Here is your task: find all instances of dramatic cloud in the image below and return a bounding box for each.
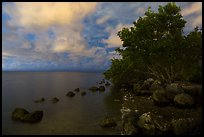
[2,2,202,71]
[102,24,133,48]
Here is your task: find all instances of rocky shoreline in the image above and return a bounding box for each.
[11,78,202,135]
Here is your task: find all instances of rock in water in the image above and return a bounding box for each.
[12,108,43,123]
[74,88,80,92]
[22,111,43,123]
[105,82,111,86]
[81,91,86,96]
[66,91,75,97]
[174,93,194,108]
[34,98,45,103]
[51,97,59,103]
[88,86,99,91]
[100,116,117,128]
[99,86,105,91]
[12,108,29,121]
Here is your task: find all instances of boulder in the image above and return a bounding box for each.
[74,88,80,92]
[105,82,111,86]
[150,80,163,90]
[21,111,43,123]
[81,91,86,96]
[34,98,45,103]
[137,112,171,135]
[121,121,139,135]
[99,86,105,91]
[12,108,43,123]
[12,108,29,121]
[88,86,99,91]
[152,89,170,106]
[174,93,194,108]
[51,97,59,103]
[171,117,201,135]
[181,83,202,97]
[133,83,141,91]
[140,78,154,90]
[100,116,117,128]
[165,83,184,101]
[66,91,75,97]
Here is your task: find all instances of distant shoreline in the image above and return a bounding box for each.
[2,70,105,73]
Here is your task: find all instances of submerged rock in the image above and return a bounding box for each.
[12,108,43,123]
[174,93,194,108]
[81,91,86,96]
[66,91,75,97]
[88,86,99,91]
[51,97,59,103]
[105,82,111,86]
[34,98,45,103]
[74,88,80,92]
[99,86,105,91]
[100,116,117,128]
[12,108,29,121]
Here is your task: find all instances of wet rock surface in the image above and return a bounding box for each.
[12,108,43,123]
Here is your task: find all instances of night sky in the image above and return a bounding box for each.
[2,2,202,71]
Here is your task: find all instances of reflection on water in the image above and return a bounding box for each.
[2,72,123,135]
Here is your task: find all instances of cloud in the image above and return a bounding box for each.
[181,2,202,16]
[102,23,133,48]
[96,14,112,24]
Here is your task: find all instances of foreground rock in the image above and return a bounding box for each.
[150,80,163,90]
[174,93,194,108]
[171,117,201,135]
[105,82,111,86]
[99,86,105,92]
[165,83,184,101]
[140,78,154,90]
[81,91,86,96]
[51,97,59,103]
[100,116,117,128]
[152,89,170,106]
[88,86,99,91]
[34,98,45,103]
[66,91,75,97]
[137,112,171,135]
[12,108,43,123]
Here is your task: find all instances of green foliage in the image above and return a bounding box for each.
[104,3,202,86]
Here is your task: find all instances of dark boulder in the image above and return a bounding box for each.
[171,117,201,135]
[12,108,29,121]
[140,78,154,90]
[51,97,59,103]
[174,93,195,108]
[152,89,170,106]
[66,91,75,97]
[137,112,171,135]
[105,82,111,86]
[121,121,139,135]
[88,86,99,91]
[165,83,184,101]
[21,111,43,123]
[150,80,163,90]
[100,116,117,128]
[34,98,45,103]
[12,108,43,123]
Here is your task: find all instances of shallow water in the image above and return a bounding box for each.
[2,72,123,135]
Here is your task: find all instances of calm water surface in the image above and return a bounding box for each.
[2,72,123,135]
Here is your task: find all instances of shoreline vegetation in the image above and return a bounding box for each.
[102,2,202,135]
